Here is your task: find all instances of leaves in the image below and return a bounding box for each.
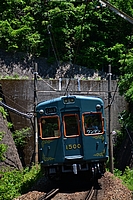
[0,0,133,73]
[0,164,42,200]
[12,127,31,148]
[0,132,7,161]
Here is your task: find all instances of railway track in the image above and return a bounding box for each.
[38,188,59,200]
[37,175,98,200]
[85,186,95,200]
[38,185,96,200]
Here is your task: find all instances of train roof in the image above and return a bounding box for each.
[36,95,103,107]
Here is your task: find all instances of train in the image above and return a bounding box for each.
[36,95,108,179]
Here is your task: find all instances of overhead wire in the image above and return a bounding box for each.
[110,81,118,106]
[0,89,30,113]
[64,0,90,96]
[47,8,64,78]
[37,74,57,91]
[47,9,75,82]
[45,1,91,96]
[47,24,60,70]
[47,8,74,95]
[0,101,33,119]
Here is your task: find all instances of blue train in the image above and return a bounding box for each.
[36,95,108,179]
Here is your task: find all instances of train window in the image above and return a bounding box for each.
[83,113,103,135]
[40,116,60,138]
[64,114,80,136]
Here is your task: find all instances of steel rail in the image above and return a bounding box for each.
[39,188,59,200]
[85,186,94,200]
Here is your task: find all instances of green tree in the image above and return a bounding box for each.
[118,48,133,102]
[0,0,132,74]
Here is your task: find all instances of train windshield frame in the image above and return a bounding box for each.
[39,116,60,139]
[63,114,80,137]
[83,112,104,135]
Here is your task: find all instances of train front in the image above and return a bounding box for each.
[36,95,108,179]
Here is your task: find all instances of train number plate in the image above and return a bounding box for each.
[66,144,81,150]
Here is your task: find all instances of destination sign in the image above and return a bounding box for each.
[45,107,57,114]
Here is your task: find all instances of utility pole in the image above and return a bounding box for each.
[108,64,114,173]
[34,63,38,164]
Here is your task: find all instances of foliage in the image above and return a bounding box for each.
[117,109,133,132]
[0,107,8,161]
[12,127,31,148]
[0,132,7,161]
[114,167,133,191]
[0,0,132,74]
[113,111,133,166]
[7,122,13,129]
[0,106,8,119]
[121,167,133,191]
[113,130,125,148]
[0,164,43,200]
[118,50,133,102]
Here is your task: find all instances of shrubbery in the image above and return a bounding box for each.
[0,131,7,161]
[114,167,133,191]
[0,164,43,200]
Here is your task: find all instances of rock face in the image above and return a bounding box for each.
[0,112,22,170]
[0,49,106,80]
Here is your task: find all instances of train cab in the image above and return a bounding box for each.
[36,95,108,178]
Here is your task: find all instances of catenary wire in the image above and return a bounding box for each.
[37,74,57,91]
[0,101,33,119]
[45,1,91,95]
[0,90,29,113]
[64,0,90,95]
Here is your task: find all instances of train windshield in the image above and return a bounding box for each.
[83,112,103,135]
[40,116,60,139]
[63,114,80,137]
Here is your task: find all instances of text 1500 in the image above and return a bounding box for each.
[66,144,81,150]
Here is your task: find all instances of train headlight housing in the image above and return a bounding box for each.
[63,97,75,104]
[96,104,101,110]
[39,109,44,114]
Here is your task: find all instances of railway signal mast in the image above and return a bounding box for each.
[97,0,133,173]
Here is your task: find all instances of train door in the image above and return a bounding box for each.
[39,115,63,165]
[62,112,83,160]
[82,112,107,160]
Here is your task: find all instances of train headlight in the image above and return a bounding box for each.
[64,99,68,103]
[39,109,44,114]
[96,104,101,110]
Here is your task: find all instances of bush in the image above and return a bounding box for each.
[0,164,43,200]
[120,167,133,191]
[0,132,7,161]
[114,167,133,191]
[12,127,31,148]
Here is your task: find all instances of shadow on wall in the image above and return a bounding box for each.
[114,134,133,171]
[0,49,108,79]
